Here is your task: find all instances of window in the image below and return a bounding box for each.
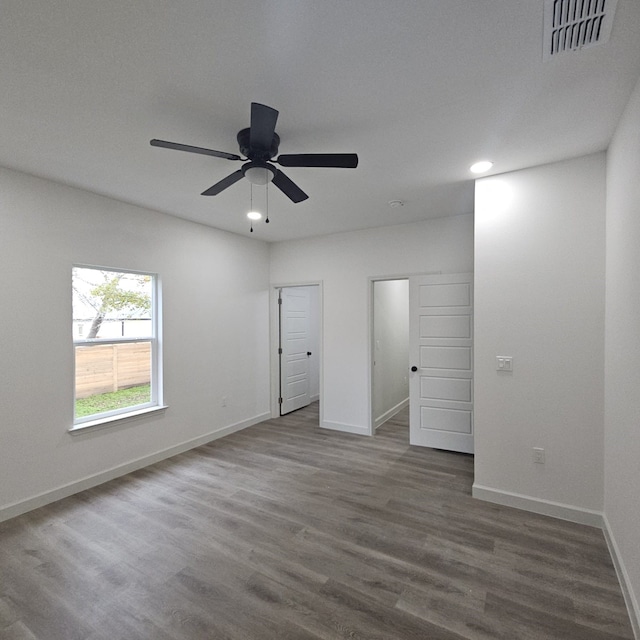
[72,265,162,427]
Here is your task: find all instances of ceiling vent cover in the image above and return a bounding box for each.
[543,0,618,60]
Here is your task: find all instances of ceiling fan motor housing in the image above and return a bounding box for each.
[237,127,280,161]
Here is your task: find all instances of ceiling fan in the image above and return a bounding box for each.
[150,102,358,203]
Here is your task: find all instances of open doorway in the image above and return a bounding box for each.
[371,279,410,435]
[371,273,474,453]
[277,285,320,416]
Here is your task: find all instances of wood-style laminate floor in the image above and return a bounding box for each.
[0,404,633,640]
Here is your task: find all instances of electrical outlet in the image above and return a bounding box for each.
[533,447,545,464]
[221,396,227,407]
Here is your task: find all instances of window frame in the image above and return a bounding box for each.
[71,264,163,430]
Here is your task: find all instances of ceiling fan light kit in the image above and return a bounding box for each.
[243,163,275,185]
[150,102,358,211]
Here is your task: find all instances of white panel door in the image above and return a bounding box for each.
[279,287,311,415]
[409,273,473,453]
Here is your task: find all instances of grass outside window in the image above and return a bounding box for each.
[75,384,151,418]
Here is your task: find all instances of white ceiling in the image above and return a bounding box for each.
[2,1,640,242]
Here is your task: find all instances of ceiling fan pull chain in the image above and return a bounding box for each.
[250,183,254,232]
[266,182,270,224]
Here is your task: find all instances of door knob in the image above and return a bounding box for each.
[307,351,312,356]
[411,366,418,372]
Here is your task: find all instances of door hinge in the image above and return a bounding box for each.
[278,297,282,305]
[278,397,283,404]
[278,347,283,355]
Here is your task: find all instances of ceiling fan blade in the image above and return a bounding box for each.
[250,103,279,150]
[151,139,242,161]
[272,169,309,203]
[277,153,358,168]
[201,169,244,196]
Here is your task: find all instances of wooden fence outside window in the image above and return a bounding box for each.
[75,342,151,398]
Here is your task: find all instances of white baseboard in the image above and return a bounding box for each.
[603,514,640,640]
[0,412,270,524]
[310,393,320,403]
[321,420,370,436]
[374,397,409,431]
[472,484,604,528]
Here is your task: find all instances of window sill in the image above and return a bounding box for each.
[69,405,168,434]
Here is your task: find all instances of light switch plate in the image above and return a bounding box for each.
[496,356,513,371]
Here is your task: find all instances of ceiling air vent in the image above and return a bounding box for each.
[543,0,618,60]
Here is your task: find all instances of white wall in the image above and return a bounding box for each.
[605,74,640,630]
[270,215,474,434]
[473,153,606,521]
[0,167,271,518]
[373,279,409,427]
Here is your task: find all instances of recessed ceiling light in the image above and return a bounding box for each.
[388,200,404,208]
[247,211,262,221]
[470,161,494,174]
